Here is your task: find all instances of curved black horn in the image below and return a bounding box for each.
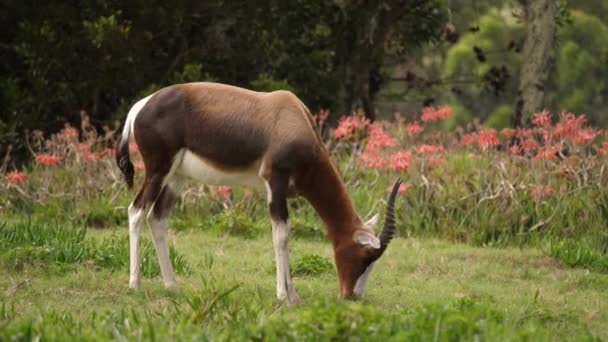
[378,178,401,247]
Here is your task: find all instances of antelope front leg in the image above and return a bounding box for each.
[271,218,299,304]
[265,174,299,305]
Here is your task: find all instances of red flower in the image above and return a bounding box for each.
[520,139,541,153]
[100,148,114,157]
[134,161,145,170]
[389,150,412,171]
[35,153,63,166]
[531,109,551,127]
[84,152,99,161]
[599,141,608,156]
[510,145,522,155]
[429,157,447,168]
[421,106,452,122]
[416,144,445,155]
[477,128,500,149]
[333,114,370,139]
[6,171,27,184]
[60,126,79,139]
[535,145,560,160]
[388,182,409,193]
[366,123,395,149]
[78,142,91,153]
[210,185,232,200]
[500,128,516,138]
[531,185,554,200]
[553,113,597,143]
[358,146,386,169]
[129,142,140,153]
[461,132,478,146]
[406,121,424,136]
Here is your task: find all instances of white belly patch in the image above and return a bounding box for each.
[173,149,265,191]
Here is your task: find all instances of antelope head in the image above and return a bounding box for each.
[334,179,401,299]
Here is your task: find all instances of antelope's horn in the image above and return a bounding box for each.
[378,178,401,248]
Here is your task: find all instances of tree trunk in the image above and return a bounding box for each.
[511,0,557,128]
[333,1,409,122]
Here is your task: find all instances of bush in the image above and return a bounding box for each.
[292,254,333,276]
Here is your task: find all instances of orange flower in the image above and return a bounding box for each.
[387,182,409,193]
[461,132,478,146]
[366,123,395,149]
[531,109,551,127]
[500,128,516,138]
[358,146,386,169]
[84,152,99,161]
[421,106,452,122]
[535,145,560,160]
[388,150,412,171]
[210,185,232,200]
[333,114,370,139]
[35,153,63,166]
[428,156,447,168]
[6,171,27,184]
[477,128,500,149]
[406,121,423,136]
[416,144,445,155]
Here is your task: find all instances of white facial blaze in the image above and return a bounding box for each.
[353,262,375,297]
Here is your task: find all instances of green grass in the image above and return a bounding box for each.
[1,225,607,340]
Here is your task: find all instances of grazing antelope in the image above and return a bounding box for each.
[115,82,400,303]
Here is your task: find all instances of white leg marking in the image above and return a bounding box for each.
[147,205,177,289]
[271,218,298,304]
[264,181,273,203]
[128,203,144,289]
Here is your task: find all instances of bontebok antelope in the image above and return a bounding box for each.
[115,82,401,303]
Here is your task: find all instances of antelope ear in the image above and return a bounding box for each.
[353,230,381,249]
[364,213,380,228]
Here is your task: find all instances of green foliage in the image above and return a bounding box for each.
[443,7,608,125]
[1,0,448,161]
[484,104,512,129]
[291,254,333,276]
[548,239,608,273]
[547,10,608,124]
[249,298,558,340]
[250,73,296,93]
[205,208,265,239]
[0,221,88,271]
[0,220,191,277]
[91,234,191,277]
[442,12,523,121]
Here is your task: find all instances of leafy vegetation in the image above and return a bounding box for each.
[0,220,191,277]
[1,104,607,339]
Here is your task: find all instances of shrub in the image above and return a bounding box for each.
[291,254,333,276]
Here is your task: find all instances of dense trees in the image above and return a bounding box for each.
[1,0,607,162]
[0,0,444,156]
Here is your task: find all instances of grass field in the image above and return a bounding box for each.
[1,224,607,340]
[2,110,608,340]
